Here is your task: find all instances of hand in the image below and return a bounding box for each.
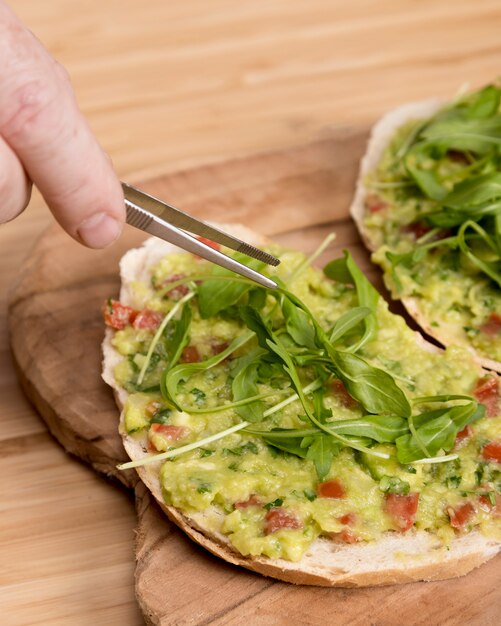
[0,2,124,247]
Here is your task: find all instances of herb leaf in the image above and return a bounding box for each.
[332,351,412,418]
[197,254,266,318]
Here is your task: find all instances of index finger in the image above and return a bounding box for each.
[0,3,125,248]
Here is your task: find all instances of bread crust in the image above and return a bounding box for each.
[350,98,501,374]
[102,224,500,586]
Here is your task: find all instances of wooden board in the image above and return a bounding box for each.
[8,132,500,626]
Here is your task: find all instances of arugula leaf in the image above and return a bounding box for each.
[262,436,309,459]
[197,253,266,318]
[164,303,192,369]
[239,305,274,350]
[328,306,371,346]
[324,251,379,350]
[305,434,341,480]
[282,297,318,350]
[231,351,265,423]
[330,414,408,442]
[396,400,484,463]
[312,387,332,424]
[332,351,412,417]
[163,331,254,408]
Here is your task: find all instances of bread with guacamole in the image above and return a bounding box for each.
[351,83,501,372]
[102,226,500,586]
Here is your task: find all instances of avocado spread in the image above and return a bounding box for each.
[107,242,501,562]
[363,84,501,363]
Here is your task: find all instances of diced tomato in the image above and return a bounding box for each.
[331,379,358,408]
[455,425,473,447]
[384,493,419,532]
[448,502,475,530]
[402,222,430,240]
[211,340,229,355]
[365,194,388,214]
[163,273,190,300]
[333,528,360,543]
[145,401,162,418]
[338,512,357,526]
[150,424,189,440]
[478,492,501,517]
[103,299,137,330]
[482,441,501,463]
[133,309,164,330]
[317,479,346,499]
[148,424,189,452]
[264,508,302,534]
[181,345,201,363]
[480,312,501,336]
[235,495,262,510]
[473,377,499,417]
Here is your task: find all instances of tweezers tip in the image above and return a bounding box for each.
[236,242,281,266]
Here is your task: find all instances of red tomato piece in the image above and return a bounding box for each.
[133,309,164,330]
[150,424,189,440]
[337,528,360,544]
[384,493,419,532]
[448,502,475,529]
[317,479,346,499]
[264,508,302,534]
[338,512,357,526]
[235,495,262,510]
[365,194,388,214]
[478,492,501,517]
[181,345,201,363]
[482,441,501,463]
[211,340,229,355]
[163,273,190,300]
[331,379,358,408]
[479,312,501,336]
[473,377,499,417]
[454,425,473,447]
[402,222,430,240]
[103,299,137,330]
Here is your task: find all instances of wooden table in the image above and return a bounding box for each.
[1,1,500,624]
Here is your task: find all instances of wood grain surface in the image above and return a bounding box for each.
[8,136,501,626]
[3,1,501,624]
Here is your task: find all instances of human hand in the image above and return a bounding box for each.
[0,2,124,247]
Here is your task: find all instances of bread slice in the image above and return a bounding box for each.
[102,225,500,586]
[350,97,501,374]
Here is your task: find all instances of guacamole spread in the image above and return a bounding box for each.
[363,84,501,363]
[105,242,501,562]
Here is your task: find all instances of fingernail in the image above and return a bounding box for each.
[77,212,122,248]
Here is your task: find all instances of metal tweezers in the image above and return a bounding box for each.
[122,183,279,289]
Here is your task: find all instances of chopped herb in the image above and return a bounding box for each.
[446,476,461,489]
[197,483,212,494]
[264,498,284,510]
[199,448,214,458]
[378,475,410,495]
[224,441,259,456]
[303,488,317,502]
[190,387,207,406]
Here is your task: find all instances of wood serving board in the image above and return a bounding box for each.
[8,130,500,626]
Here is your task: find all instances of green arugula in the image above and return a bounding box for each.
[122,245,482,479]
[197,252,266,318]
[385,83,501,289]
